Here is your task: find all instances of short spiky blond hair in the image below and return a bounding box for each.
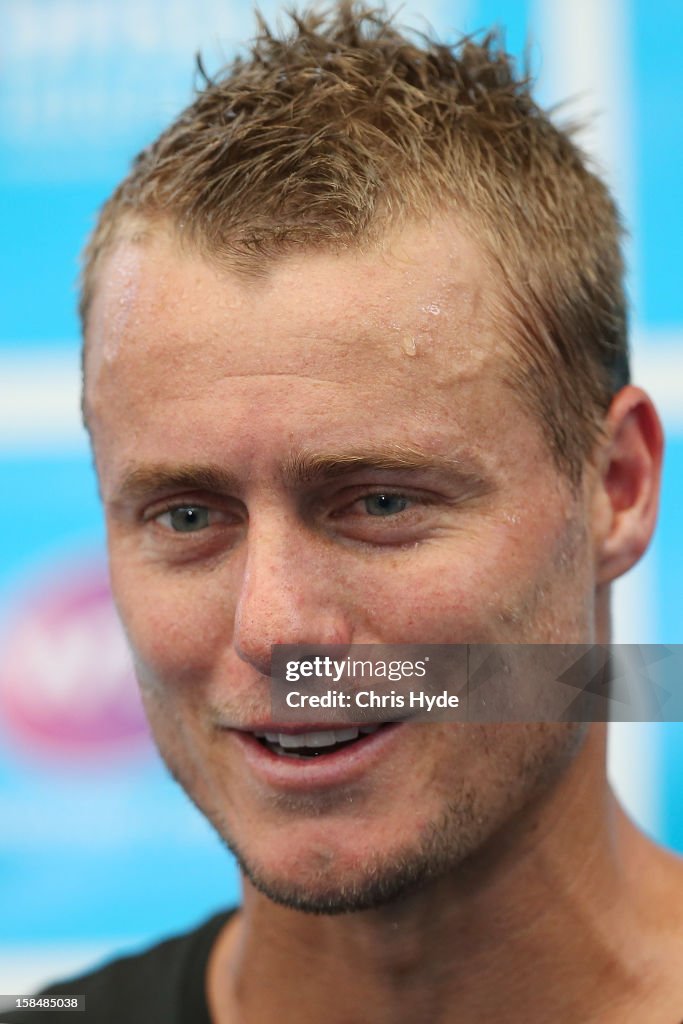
[80,3,629,481]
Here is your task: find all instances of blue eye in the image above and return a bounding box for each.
[363,494,409,517]
[163,506,211,532]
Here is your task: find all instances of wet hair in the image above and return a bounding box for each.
[80,2,629,480]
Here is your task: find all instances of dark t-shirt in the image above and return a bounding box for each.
[1,910,233,1024]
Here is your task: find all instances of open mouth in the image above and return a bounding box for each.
[253,724,384,758]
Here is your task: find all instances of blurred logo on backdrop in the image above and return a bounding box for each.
[0,558,150,758]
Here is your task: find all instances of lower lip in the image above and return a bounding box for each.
[228,724,404,791]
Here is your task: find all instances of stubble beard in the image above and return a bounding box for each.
[214,792,484,915]
[173,721,588,916]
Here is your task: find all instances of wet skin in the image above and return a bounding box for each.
[84,218,675,1023]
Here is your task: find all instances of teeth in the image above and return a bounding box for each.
[332,728,360,743]
[303,730,339,748]
[254,725,383,750]
[280,728,359,749]
[278,732,313,749]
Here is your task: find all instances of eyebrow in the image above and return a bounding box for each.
[282,445,484,485]
[112,465,242,504]
[111,445,485,503]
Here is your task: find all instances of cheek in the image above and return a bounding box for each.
[369,572,486,640]
[352,525,542,641]
[363,511,591,643]
[110,559,234,693]
[421,722,587,830]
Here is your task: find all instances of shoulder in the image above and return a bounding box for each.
[1,909,235,1024]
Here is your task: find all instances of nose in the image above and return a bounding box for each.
[232,518,353,677]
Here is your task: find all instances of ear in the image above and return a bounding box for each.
[592,385,664,585]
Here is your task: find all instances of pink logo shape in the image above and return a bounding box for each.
[0,559,150,757]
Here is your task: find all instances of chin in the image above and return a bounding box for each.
[233,846,449,915]
[211,805,484,916]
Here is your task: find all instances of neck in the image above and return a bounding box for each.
[208,726,681,1023]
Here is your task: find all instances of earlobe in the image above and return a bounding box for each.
[594,386,664,585]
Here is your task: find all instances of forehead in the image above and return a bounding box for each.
[84,219,542,494]
[85,218,504,395]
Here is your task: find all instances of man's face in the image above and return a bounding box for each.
[86,220,597,911]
